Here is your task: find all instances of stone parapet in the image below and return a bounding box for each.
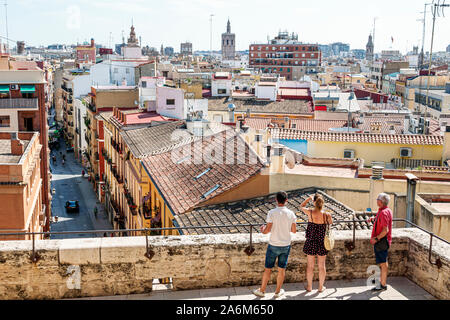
[0,229,448,300]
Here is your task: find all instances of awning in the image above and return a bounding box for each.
[20,85,35,93]
[0,85,9,92]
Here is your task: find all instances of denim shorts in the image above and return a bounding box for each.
[265,244,291,269]
[374,246,389,264]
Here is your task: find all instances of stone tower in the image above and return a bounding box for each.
[221,19,235,60]
[128,25,139,47]
[366,34,374,61]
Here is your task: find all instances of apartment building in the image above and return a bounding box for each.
[249,31,321,80]
[0,55,51,232]
[83,85,139,195]
[369,61,409,90]
[180,42,193,56]
[0,132,44,240]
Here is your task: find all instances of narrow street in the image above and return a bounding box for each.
[48,111,113,239]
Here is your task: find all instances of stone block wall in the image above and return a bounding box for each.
[0,229,448,300]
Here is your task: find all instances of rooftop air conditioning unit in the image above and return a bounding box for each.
[10,84,19,90]
[343,149,355,159]
[400,147,412,158]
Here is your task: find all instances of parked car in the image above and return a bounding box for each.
[65,201,80,213]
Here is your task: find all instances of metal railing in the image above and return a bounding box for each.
[0,218,447,267]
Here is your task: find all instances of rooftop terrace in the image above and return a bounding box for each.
[0,139,30,164]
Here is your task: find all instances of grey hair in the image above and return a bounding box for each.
[377,193,390,206]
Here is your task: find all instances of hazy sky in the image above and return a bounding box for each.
[3,0,450,53]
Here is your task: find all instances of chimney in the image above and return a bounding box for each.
[253,134,264,158]
[113,107,118,118]
[405,173,419,225]
[266,145,272,163]
[91,38,95,48]
[369,166,385,212]
[270,146,285,174]
[10,133,24,155]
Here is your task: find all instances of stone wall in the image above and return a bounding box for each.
[0,229,448,300]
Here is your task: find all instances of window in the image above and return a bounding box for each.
[311,53,314,57]
[166,99,175,105]
[0,116,10,127]
[302,53,305,57]
[114,68,118,73]
[295,61,298,65]
[287,68,290,72]
[218,89,227,94]
[251,47,254,50]
[251,53,254,57]
[126,68,130,74]
[279,68,283,72]
[22,92,34,99]
[141,81,147,88]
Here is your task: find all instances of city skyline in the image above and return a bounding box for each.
[2,0,449,53]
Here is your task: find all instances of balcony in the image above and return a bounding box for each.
[0,98,39,110]
[61,85,73,93]
[86,103,96,113]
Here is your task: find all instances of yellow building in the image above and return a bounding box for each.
[272,128,446,168]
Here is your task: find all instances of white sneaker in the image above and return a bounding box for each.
[252,288,265,297]
[274,289,285,298]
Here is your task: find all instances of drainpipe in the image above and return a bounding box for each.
[405,173,419,225]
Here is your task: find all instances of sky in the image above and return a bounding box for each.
[2,0,449,54]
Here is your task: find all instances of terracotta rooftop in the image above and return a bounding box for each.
[0,139,30,164]
[9,61,42,71]
[141,130,265,215]
[174,189,373,235]
[208,97,312,115]
[244,117,347,132]
[271,128,444,145]
[120,121,191,159]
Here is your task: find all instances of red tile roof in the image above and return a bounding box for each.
[141,130,265,215]
[124,112,169,125]
[244,117,347,132]
[271,128,443,145]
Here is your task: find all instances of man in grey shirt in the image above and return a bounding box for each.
[253,191,297,298]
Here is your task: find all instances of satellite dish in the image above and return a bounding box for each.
[285,150,296,170]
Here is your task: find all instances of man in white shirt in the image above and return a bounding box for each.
[253,191,297,298]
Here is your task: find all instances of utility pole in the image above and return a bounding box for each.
[423,0,449,136]
[416,3,432,115]
[210,14,214,61]
[4,0,8,53]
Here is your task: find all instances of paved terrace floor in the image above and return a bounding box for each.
[75,277,435,300]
